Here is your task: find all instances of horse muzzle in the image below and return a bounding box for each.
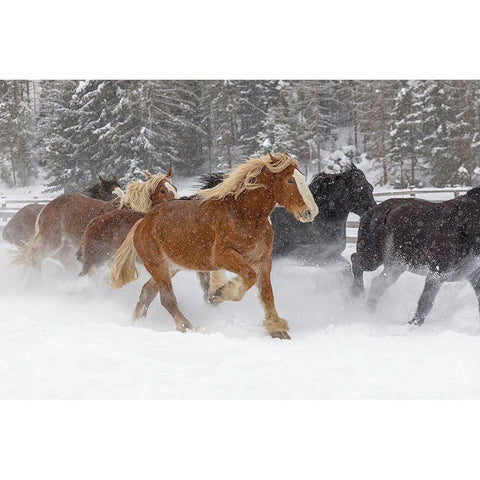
[295,206,317,223]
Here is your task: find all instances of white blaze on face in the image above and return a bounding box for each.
[165,180,179,199]
[293,169,319,221]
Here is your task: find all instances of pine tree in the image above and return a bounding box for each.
[0,80,36,186]
[446,80,478,185]
[257,81,297,151]
[236,80,277,157]
[293,80,337,174]
[209,80,237,171]
[421,80,451,186]
[388,82,424,187]
[37,80,78,192]
[354,80,401,185]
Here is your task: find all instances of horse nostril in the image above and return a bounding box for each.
[306,209,311,216]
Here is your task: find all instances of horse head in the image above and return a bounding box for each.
[89,175,122,201]
[266,153,318,223]
[309,164,375,218]
[342,164,376,215]
[148,168,179,207]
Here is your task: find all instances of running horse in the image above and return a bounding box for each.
[13,169,176,272]
[109,153,318,339]
[77,171,178,275]
[2,175,121,248]
[198,164,375,264]
[351,188,480,325]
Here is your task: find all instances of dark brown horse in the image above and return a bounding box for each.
[351,189,480,325]
[109,153,318,339]
[2,176,121,248]
[13,169,176,271]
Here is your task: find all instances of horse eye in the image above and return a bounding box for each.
[160,189,166,194]
[287,179,294,184]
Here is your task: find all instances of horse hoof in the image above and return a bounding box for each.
[350,285,365,297]
[177,320,194,332]
[271,331,291,340]
[408,317,424,326]
[208,286,224,304]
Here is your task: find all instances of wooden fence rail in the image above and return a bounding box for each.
[0,188,471,243]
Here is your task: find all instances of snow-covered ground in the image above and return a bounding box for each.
[2,236,480,399]
[2,182,480,399]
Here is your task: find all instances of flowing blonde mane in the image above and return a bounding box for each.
[196,153,298,201]
[120,174,171,212]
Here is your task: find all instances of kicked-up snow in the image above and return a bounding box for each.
[1,240,480,399]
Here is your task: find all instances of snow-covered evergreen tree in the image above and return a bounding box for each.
[37,80,78,192]
[0,81,36,186]
[388,82,425,187]
[257,82,298,152]
[420,80,451,186]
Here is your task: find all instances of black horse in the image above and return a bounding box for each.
[351,188,480,325]
[271,164,375,264]
[197,164,375,265]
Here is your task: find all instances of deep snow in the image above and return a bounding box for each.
[1,237,480,399]
[1,183,480,399]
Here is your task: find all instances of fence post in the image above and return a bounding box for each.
[454,190,459,198]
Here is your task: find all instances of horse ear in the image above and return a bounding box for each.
[98,175,105,183]
[113,175,118,182]
[166,167,173,178]
[268,153,277,163]
[143,171,152,179]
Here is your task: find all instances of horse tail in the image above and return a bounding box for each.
[109,219,142,288]
[10,218,42,268]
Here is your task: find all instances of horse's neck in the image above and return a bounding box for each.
[232,187,276,225]
[317,204,349,221]
[107,198,122,210]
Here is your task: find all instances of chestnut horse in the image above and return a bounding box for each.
[109,153,318,339]
[2,176,121,248]
[13,169,176,271]
[77,171,178,275]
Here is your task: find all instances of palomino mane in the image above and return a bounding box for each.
[196,153,298,201]
[120,174,170,212]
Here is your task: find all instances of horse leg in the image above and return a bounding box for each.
[468,269,480,321]
[409,274,442,326]
[140,250,193,332]
[29,226,63,271]
[256,256,290,340]
[197,270,228,304]
[156,275,193,332]
[366,265,404,311]
[132,277,159,321]
[197,272,211,303]
[209,251,257,304]
[53,240,78,270]
[350,252,365,296]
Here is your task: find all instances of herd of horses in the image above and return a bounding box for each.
[3,152,480,339]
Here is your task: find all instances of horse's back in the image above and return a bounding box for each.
[85,208,145,240]
[385,196,480,271]
[39,193,116,242]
